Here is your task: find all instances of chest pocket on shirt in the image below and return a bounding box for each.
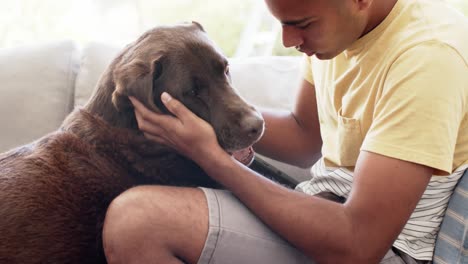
[336,112,363,166]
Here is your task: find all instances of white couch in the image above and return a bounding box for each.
[0,40,312,182]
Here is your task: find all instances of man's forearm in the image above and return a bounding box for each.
[254,109,322,168]
[197,148,358,263]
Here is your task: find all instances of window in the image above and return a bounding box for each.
[0,0,466,57]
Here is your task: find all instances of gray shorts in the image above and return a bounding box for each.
[197,188,424,264]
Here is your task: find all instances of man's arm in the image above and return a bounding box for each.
[254,80,322,168]
[134,93,433,263]
[197,147,432,263]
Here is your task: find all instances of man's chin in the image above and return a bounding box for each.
[301,49,324,59]
[315,52,339,60]
[314,53,327,60]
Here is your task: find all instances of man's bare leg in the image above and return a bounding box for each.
[102,186,209,264]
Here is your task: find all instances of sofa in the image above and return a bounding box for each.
[0,40,466,263]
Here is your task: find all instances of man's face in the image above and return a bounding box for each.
[265,0,368,60]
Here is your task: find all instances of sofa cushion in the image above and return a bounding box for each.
[74,42,121,108]
[0,41,78,152]
[228,56,302,109]
[434,168,468,264]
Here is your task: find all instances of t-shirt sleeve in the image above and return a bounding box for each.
[361,42,467,175]
[301,55,315,85]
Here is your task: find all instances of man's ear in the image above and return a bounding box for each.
[111,55,164,113]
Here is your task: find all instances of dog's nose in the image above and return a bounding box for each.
[247,124,263,139]
[242,111,265,141]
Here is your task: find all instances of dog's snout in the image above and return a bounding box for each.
[247,118,264,138]
[241,111,265,141]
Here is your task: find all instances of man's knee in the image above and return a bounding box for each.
[102,186,209,263]
[102,186,153,263]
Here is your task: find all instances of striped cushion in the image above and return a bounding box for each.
[433,169,468,264]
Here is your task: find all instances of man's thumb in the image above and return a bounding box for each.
[161,92,172,104]
[161,92,188,119]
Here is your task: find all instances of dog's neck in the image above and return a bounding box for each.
[61,109,171,181]
[60,109,217,187]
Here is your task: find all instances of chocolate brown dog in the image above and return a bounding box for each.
[0,22,264,264]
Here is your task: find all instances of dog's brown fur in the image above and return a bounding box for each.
[0,22,264,264]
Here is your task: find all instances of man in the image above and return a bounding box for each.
[102,0,468,263]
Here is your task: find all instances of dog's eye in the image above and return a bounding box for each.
[225,65,230,75]
[191,83,201,97]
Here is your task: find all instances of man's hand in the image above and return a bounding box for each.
[129,93,253,166]
[129,93,221,164]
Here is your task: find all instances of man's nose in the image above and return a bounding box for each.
[281,25,303,48]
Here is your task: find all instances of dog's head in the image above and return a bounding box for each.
[111,22,264,153]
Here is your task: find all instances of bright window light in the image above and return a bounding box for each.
[0,0,466,57]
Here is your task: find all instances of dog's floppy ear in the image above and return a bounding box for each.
[150,60,171,114]
[191,21,205,32]
[112,54,164,113]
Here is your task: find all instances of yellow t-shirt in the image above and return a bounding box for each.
[302,0,467,175]
[298,0,468,260]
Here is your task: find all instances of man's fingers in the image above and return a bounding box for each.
[132,109,174,139]
[161,92,196,123]
[144,133,167,145]
[129,96,152,118]
[130,96,178,130]
[129,96,159,122]
[130,94,196,125]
